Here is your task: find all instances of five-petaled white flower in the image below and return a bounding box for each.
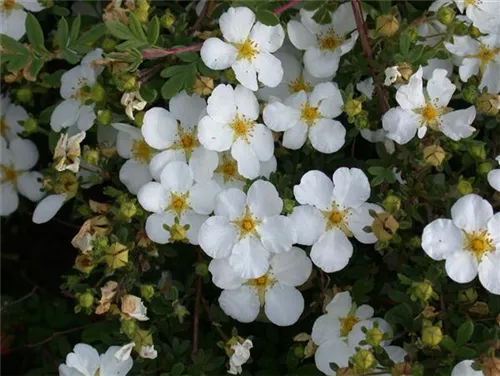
[59,343,133,376]
[1,94,28,142]
[199,180,297,279]
[451,360,483,376]
[383,67,476,144]
[0,0,44,41]
[289,168,381,273]
[445,34,500,94]
[142,90,218,182]
[287,3,359,78]
[0,137,44,216]
[137,161,220,245]
[200,6,285,91]
[263,82,346,153]
[228,339,253,375]
[198,84,274,179]
[487,155,500,192]
[433,0,500,34]
[210,247,311,326]
[113,123,155,194]
[422,194,500,295]
[51,49,104,132]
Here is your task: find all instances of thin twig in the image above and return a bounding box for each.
[0,286,38,313]
[191,248,203,359]
[351,0,389,114]
[142,43,203,59]
[273,0,301,15]
[190,0,209,33]
[201,298,229,342]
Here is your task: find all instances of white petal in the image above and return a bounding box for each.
[115,127,135,159]
[445,251,478,283]
[263,102,300,132]
[207,84,236,124]
[232,59,258,91]
[311,229,353,273]
[4,102,27,140]
[348,203,382,244]
[331,2,358,35]
[427,68,456,107]
[309,118,346,154]
[50,99,80,131]
[264,283,304,326]
[488,212,500,250]
[325,291,352,317]
[254,52,284,88]
[459,57,481,82]
[231,139,260,179]
[257,215,297,253]
[160,161,193,193]
[17,171,44,202]
[234,84,259,120]
[439,107,476,141]
[198,216,237,258]
[304,48,341,78]
[189,179,220,215]
[119,159,152,194]
[422,58,454,80]
[422,219,463,260]
[445,35,480,57]
[283,123,308,150]
[182,211,208,245]
[229,236,270,278]
[209,258,244,290]
[65,343,100,376]
[137,182,169,213]
[198,116,234,152]
[270,247,312,286]
[145,212,175,244]
[32,194,66,224]
[314,340,352,376]
[169,90,206,128]
[214,188,246,219]
[200,38,237,70]
[149,150,185,181]
[355,305,375,321]
[313,83,344,118]
[220,7,255,44]
[99,346,133,376]
[395,69,426,110]
[311,314,341,346]
[0,9,27,41]
[294,170,333,210]
[478,251,500,295]
[259,155,277,179]
[288,205,325,245]
[284,89,308,109]
[250,22,285,53]
[189,147,218,183]
[76,105,96,131]
[332,167,370,209]
[287,20,315,50]
[451,360,483,376]
[356,77,374,100]
[480,62,500,94]
[384,346,407,364]
[249,123,274,161]
[142,107,178,150]
[451,194,493,232]
[247,179,283,218]
[0,183,19,216]
[219,286,260,323]
[58,364,83,376]
[10,138,38,171]
[382,107,420,145]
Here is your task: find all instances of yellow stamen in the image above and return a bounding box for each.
[167,192,190,215]
[323,206,353,235]
[473,45,500,73]
[465,230,493,259]
[2,0,17,11]
[300,102,320,126]
[422,105,437,122]
[230,116,255,141]
[131,139,153,163]
[340,315,359,337]
[251,275,268,287]
[289,76,313,94]
[235,39,258,61]
[0,164,17,184]
[233,207,260,239]
[317,29,341,51]
[0,117,9,137]
[464,0,477,7]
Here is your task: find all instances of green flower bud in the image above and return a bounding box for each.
[283,199,295,215]
[423,145,446,167]
[383,195,401,213]
[122,75,137,92]
[376,14,400,37]
[79,292,94,308]
[469,25,481,38]
[352,350,376,372]
[97,109,112,125]
[437,6,455,25]
[120,201,137,219]
[160,9,175,28]
[16,87,33,103]
[82,148,99,166]
[457,178,473,195]
[101,38,117,53]
[174,303,190,323]
[343,99,363,118]
[121,318,138,337]
[476,93,500,116]
[453,19,469,35]
[365,327,384,347]
[134,111,145,127]
[414,281,433,302]
[293,345,304,359]
[422,326,442,347]
[458,288,478,303]
[462,85,479,104]
[140,284,155,301]
[477,162,493,176]
[195,263,209,277]
[354,112,370,130]
[469,143,486,161]
[91,84,105,103]
[24,117,38,133]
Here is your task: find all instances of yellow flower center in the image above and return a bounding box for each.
[323,206,353,235]
[131,139,153,163]
[318,29,341,51]
[215,155,244,183]
[474,45,500,73]
[340,314,359,337]
[422,105,437,122]
[465,230,493,259]
[167,192,190,215]
[0,117,9,137]
[329,211,343,224]
[464,0,477,7]
[252,275,269,287]
[247,273,275,305]
[233,207,260,239]
[230,116,255,141]
[2,0,17,11]
[180,135,195,150]
[415,103,451,130]
[289,76,313,94]
[0,164,17,184]
[169,223,187,242]
[300,102,320,126]
[169,124,200,158]
[235,39,258,61]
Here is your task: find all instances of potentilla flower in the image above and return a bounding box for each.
[113,123,155,194]
[200,6,285,91]
[422,58,453,80]
[289,168,381,273]
[445,34,500,94]
[121,294,149,321]
[121,90,147,121]
[0,137,44,216]
[198,84,274,179]
[488,155,500,192]
[287,2,359,78]
[228,339,253,375]
[137,161,220,245]
[382,67,477,144]
[142,90,218,182]
[312,291,374,347]
[422,194,500,295]
[0,94,28,142]
[199,180,297,278]
[0,0,44,41]
[53,131,86,173]
[50,49,104,132]
[454,0,500,34]
[263,82,346,153]
[59,343,133,376]
[210,247,311,326]
[451,360,483,376]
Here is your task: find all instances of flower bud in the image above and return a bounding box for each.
[101,37,117,53]
[91,83,105,103]
[422,326,442,347]
[397,62,414,82]
[121,318,138,337]
[423,145,446,167]
[16,87,33,103]
[457,178,473,195]
[105,243,129,269]
[293,345,304,359]
[140,284,155,301]
[195,262,209,277]
[469,25,481,38]
[436,6,455,25]
[134,111,145,127]
[354,112,370,130]
[457,288,478,303]
[169,223,187,241]
[82,148,99,166]
[23,117,38,133]
[343,99,363,118]
[414,281,433,302]
[122,75,137,92]
[383,195,401,213]
[134,7,149,23]
[365,327,384,347]
[120,201,137,219]
[407,26,418,41]
[54,171,79,197]
[173,302,190,323]
[477,162,493,176]
[352,350,376,372]
[372,212,399,241]
[283,199,295,215]
[193,76,214,96]
[160,9,175,28]
[476,93,500,116]
[74,254,95,274]
[79,292,94,308]
[462,85,479,104]
[409,236,421,249]
[453,19,469,35]
[376,14,400,37]
[97,109,113,125]
[469,143,486,161]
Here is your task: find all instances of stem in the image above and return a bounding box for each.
[191,248,203,359]
[0,286,38,312]
[142,43,203,59]
[273,0,301,15]
[201,298,230,342]
[190,0,209,32]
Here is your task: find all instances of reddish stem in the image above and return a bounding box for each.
[191,248,203,359]
[142,43,203,59]
[273,0,301,15]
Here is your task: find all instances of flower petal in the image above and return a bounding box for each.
[229,236,270,278]
[422,219,463,260]
[189,179,220,215]
[149,150,185,181]
[309,118,346,154]
[17,171,44,202]
[250,123,274,161]
[189,147,218,183]
[427,68,456,108]
[231,139,260,179]
[232,59,258,91]
[32,194,66,224]
[182,211,208,245]
[348,203,383,244]
[283,123,308,150]
[294,170,333,210]
[209,258,244,290]
[487,169,500,192]
[234,84,259,120]
[219,286,260,323]
[0,183,19,216]
[50,99,80,132]
[287,20,315,50]
[478,251,500,295]
[332,167,370,209]
[445,251,478,283]
[314,340,352,376]
[10,138,38,171]
[382,107,420,145]
[145,212,175,244]
[311,314,341,346]
[198,216,237,258]
[325,291,352,317]
[311,229,353,273]
[264,283,304,326]
[76,105,96,132]
[250,22,285,53]
[169,91,207,128]
[270,247,312,286]
[160,161,193,194]
[65,343,100,376]
[488,213,500,249]
[207,84,236,124]
[220,7,255,44]
[395,68,425,110]
[137,182,169,213]
[142,107,178,150]
[198,116,234,152]
[247,180,283,218]
[263,102,300,132]
[254,52,284,88]
[257,215,297,253]
[200,38,237,70]
[304,47,341,78]
[119,159,152,194]
[288,205,325,245]
[439,107,476,141]
[451,194,493,232]
[214,188,246,219]
[99,346,133,376]
[451,360,483,376]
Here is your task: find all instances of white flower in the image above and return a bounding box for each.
[228,339,253,375]
[54,131,86,173]
[360,128,395,155]
[263,82,346,154]
[422,58,454,80]
[213,152,276,190]
[1,137,44,216]
[139,345,157,360]
[393,168,406,185]
[451,360,483,376]
[289,168,382,273]
[142,90,218,182]
[384,66,402,86]
[113,123,154,194]
[59,343,133,376]
[417,19,447,48]
[121,294,149,321]
[257,49,331,102]
[287,3,359,78]
[121,91,147,120]
[32,193,67,224]
[454,0,500,34]
[445,34,500,94]
[422,194,500,295]
[312,291,374,347]
[200,7,285,91]
[1,94,27,142]
[199,180,297,278]
[114,342,135,361]
[383,67,476,144]
[210,247,311,326]
[50,49,104,132]
[487,155,500,192]
[0,0,44,41]
[356,77,374,100]
[314,339,353,375]
[137,161,220,245]
[198,84,274,179]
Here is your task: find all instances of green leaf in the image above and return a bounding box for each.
[368,166,387,176]
[177,51,199,62]
[160,65,186,78]
[56,18,69,49]
[171,363,185,376]
[77,24,106,45]
[456,321,474,346]
[61,49,81,64]
[6,54,30,72]
[255,9,280,26]
[455,346,476,358]
[312,7,332,25]
[399,32,410,56]
[51,5,70,17]
[26,13,45,47]
[161,74,185,100]
[28,58,45,80]
[139,85,158,103]
[440,335,457,353]
[385,303,414,329]
[105,20,133,41]
[371,174,386,187]
[128,13,148,42]
[1,34,30,54]
[70,16,81,43]
[183,62,197,90]
[147,16,160,45]
[302,1,323,11]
